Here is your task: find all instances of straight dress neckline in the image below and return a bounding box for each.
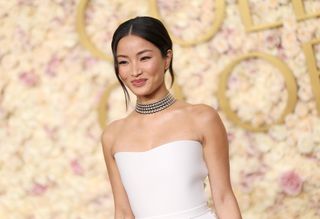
[113,139,202,158]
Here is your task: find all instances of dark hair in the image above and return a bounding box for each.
[111,16,175,110]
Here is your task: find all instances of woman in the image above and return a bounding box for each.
[101,16,242,219]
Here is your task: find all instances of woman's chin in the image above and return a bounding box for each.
[133,91,150,97]
[128,88,149,97]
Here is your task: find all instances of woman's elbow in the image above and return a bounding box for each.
[214,189,237,206]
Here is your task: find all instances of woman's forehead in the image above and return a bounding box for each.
[117,35,157,55]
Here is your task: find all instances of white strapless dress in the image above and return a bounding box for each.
[114,140,218,219]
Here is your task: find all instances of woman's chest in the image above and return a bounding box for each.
[113,115,199,153]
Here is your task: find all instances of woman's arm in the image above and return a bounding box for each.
[194,104,242,219]
[101,121,135,219]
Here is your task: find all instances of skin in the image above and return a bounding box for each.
[101,34,242,219]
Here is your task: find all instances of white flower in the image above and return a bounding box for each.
[253,134,273,153]
[212,33,230,53]
[297,133,315,154]
[269,125,287,141]
[295,102,309,118]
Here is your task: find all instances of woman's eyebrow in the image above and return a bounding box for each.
[116,54,127,58]
[117,49,153,58]
[137,49,152,55]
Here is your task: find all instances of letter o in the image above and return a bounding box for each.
[76,0,113,61]
[217,52,297,132]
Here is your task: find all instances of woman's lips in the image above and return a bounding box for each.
[132,79,147,87]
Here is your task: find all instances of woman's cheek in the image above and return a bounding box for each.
[146,60,161,75]
[118,69,128,81]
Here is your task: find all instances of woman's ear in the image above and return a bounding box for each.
[164,49,173,71]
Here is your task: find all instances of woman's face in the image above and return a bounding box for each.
[116,34,172,97]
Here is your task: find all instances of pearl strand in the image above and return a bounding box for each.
[135,92,176,114]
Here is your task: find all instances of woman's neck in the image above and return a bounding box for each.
[136,89,169,105]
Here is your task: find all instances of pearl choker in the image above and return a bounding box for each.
[135,92,176,114]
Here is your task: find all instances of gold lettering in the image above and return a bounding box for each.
[98,82,118,129]
[76,0,113,61]
[238,0,282,32]
[149,0,225,46]
[292,0,320,21]
[302,39,320,115]
[217,53,297,132]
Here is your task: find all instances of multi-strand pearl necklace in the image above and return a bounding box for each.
[135,92,176,114]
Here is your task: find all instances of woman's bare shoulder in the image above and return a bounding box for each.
[101,117,127,147]
[173,101,219,125]
[179,101,218,117]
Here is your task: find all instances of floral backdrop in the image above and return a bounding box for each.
[0,0,319,219]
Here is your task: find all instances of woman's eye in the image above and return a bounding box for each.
[118,60,127,65]
[141,56,151,61]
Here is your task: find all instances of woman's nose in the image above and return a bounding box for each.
[131,65,142,76]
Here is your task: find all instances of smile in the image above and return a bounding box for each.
[132,79,147,87]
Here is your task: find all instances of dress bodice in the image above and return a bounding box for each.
[114,140,216,219]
